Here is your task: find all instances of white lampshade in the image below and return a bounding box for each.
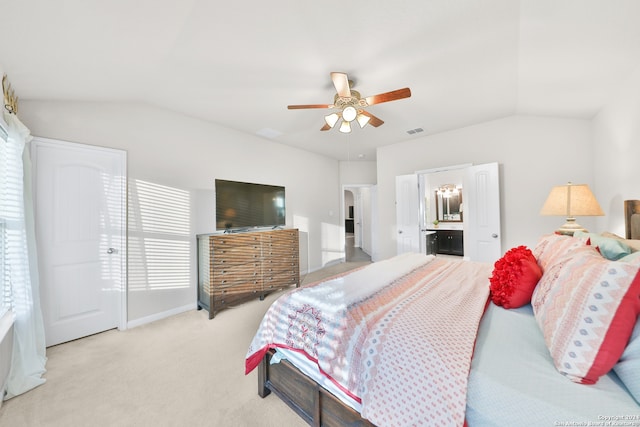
[324,113,340,128]
[540,182,604,235]
[339,120,352,133]
[356,113,370,128]
[342,106,357,122]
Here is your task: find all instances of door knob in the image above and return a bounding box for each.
[107,248,116,254]
[398,230,403,234]
[491,234,498,238]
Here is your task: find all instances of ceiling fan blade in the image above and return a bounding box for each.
[331,72,351,98]
[287,104,332,110]
[360,110,384,127]
[364,88,411,106]
[320,123,331,131]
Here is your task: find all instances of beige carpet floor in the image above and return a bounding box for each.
[0,260,370,427]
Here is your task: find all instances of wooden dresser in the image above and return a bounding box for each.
[197,228,299,319]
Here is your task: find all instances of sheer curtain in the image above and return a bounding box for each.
[0,109,47,399]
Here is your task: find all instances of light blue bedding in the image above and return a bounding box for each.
[466,303,639,426]
[275,300,639,425]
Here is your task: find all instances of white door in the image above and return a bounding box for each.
[464,162,502,263]
[396,174,421,254]
[33,138,126,347]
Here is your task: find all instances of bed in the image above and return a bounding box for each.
[246,233,640,426]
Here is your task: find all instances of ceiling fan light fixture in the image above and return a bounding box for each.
[339,120,352,133]
[287,72,411,133]
[356,113,370,128]
[324,113,340,128]
[342,106,357,122]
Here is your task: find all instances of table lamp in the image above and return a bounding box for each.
[540,182,604,235]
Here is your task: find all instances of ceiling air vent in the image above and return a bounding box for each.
[406,128,424,135]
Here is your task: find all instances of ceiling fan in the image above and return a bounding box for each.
[287,72,411,134]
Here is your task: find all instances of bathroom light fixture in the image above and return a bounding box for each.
[437,184,459,198]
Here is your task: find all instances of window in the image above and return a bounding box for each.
[0,108,47,397]
[0,118,11,317]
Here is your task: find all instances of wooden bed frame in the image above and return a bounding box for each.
[258,348,375,427]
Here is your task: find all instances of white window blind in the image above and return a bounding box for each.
[0,118,13,317]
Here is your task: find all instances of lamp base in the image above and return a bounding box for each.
[555,218,588,236]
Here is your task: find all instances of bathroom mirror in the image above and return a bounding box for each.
[435,187,463,222]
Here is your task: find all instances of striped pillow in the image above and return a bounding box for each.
[532,233,588,271]
[531,245,640,384]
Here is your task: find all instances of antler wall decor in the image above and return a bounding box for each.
[2,74,19,115]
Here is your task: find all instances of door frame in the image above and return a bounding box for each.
[31,136,128,332]
[416,164,471,255]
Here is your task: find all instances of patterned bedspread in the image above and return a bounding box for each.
[245,253,491,427]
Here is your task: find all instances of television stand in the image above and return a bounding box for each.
[196,228,299,319]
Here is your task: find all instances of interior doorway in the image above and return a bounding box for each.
[32,137,127,347]
[343,185,374,262]
[414,163,502,263]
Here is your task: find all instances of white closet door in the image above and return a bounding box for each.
[33,138,126,347]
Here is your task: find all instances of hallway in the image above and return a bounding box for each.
[345,233,371,262]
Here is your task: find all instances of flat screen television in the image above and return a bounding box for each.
[215,179,285,231]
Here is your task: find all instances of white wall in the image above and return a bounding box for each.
[340,160,377,185]
[21,97,627,323]
[359,186,374,256]
[593,65,640,236]
[376,115,594,260]
[20,101,342,323]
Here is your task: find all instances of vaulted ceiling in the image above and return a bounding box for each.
[2,0,640,160]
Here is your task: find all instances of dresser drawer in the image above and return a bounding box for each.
[263,270,299,291]
[261,229,298,242]
[262,258,299,273]
[211,237,261,265]
[213,262,261,285]
[262,244,299,257]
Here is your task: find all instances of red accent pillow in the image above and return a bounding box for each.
[489,246,542,309]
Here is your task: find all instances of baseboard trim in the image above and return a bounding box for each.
[126,303,195,329]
